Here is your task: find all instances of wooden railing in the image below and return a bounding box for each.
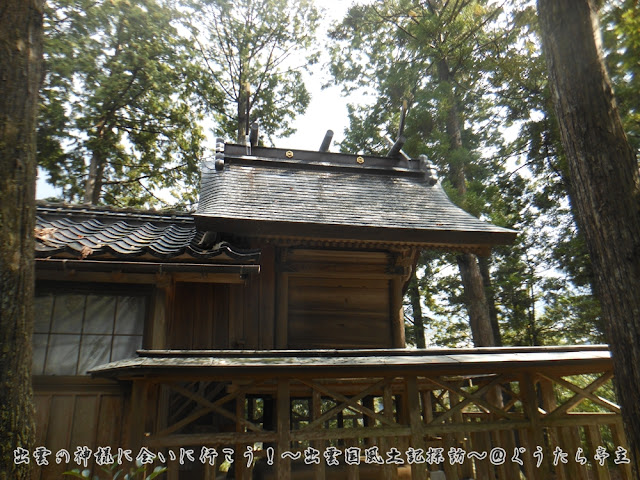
[110,347,631,480]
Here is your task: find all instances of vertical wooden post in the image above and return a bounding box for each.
[311,389,326,480]
[443,385,460,480]
[539,378,567,480]
[259,244,276,349]
[611,421,633,480]
[363,395,375,447]
[236,392,249,480]
[275,273,289,349]
[390,278,406,348]
[276,378,291,480]
[128,379,157,472]
[382,382,398,480]
[585,425,611,480]
[521,373,551,479]
[406,376,427,480]
[151,276,172,349]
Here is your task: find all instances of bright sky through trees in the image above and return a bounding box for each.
[36,0,357,199]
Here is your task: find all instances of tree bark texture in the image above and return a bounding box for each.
[457,253,496,346]
[438,57,496,347]
[478,255,502,346]
[407,270,427,348]
[0,0,43,478]
[538,0,640,474]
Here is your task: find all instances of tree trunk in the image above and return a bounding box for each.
[438,57,496,347]
[0,0,43,478]
[407,270,427,348]
[538,0,640,474]
[479,255,502,346]
[237,82,249,144]
[84,123,108,204]
[457,253,496,346]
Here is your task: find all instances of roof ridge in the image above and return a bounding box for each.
[36,201,195,223]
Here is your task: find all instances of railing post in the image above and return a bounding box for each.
[311,388,326,480]
[276,378,291,480]
[406,376,427,480]
[521,373,551,479]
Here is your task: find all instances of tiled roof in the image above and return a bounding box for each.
[195,144,517,247]
[35,204,260,262]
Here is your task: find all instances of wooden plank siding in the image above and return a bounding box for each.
[31,377,128,480]
[282,248,403,349]
[287,276,392,349]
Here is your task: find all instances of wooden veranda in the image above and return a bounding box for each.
[83,345,631,480]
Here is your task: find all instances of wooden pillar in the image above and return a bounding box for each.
[151,275,173,349]
[406,376,427,480]
[612,421,633,480]
[259,244,276,349]
[128,380,157,456]
[363,395,375,447]
[539,378,568,480]
[390,278,406,348]
[311,389,326,480]
[236,392,249,480]
[521,373,551,479]
[585,425,611,480]
[381,382,398,480]
[276,378,291,480]
[275,273,289,349]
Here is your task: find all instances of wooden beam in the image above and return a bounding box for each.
[276,379,291,480]
[541,371,620,417]
[147,431,278,447]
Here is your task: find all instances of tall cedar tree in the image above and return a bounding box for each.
[39,0,204,206]
[190,0,319,144]
[330,0,506,346]
[538,0,640,472]
[0,0,43,478]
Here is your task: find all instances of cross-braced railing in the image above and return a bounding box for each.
[116,347,630,480]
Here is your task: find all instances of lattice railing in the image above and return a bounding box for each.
[137,367,630,480]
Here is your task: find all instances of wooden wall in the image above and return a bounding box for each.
[276,248,405,349]
[287,276,392,348]
[32,377,128,480]
[164,247,407,351]
[168,278,262,350]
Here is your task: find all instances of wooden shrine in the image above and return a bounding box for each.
[31,139,629,479]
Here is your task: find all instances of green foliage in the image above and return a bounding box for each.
[330,0,610,347]
[39,0,205,206]
[187,0,320,143]
[602,0,640,154]
[64,464,166,480]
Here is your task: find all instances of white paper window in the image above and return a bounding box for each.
[33,290,146,375]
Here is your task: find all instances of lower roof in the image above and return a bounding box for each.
[89,345,611,379]
[35,203,260,263]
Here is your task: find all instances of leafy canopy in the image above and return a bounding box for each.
[188,0,320,143]
[39,0,205,207]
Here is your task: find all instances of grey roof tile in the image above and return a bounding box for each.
[195,144,517,246]
[35,204,260,262]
